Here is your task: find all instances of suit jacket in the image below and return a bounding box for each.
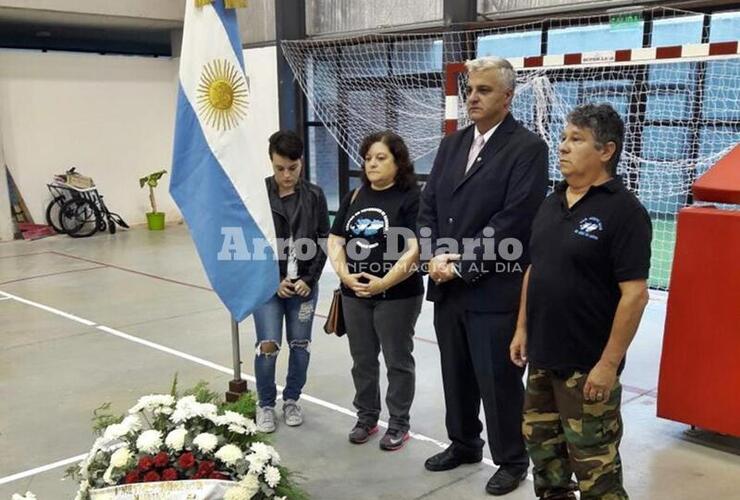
[417,113,549,312]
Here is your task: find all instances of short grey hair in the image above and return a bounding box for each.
[464,56,517,93]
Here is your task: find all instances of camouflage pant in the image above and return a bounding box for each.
[523,368,628,500]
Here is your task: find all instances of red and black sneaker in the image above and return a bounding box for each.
[379,428,410,451]
[348,422,379,444]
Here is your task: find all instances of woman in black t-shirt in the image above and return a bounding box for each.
[328,131,423,451]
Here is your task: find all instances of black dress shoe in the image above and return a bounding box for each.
[485,466,528,495]
[424,446,482,472]
[541,493,577,500]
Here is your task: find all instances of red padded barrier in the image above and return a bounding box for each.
[657,207,740,436]
[692,144,740,204]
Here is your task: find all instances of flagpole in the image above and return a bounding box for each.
[171,0,274,402]
[226,316,248,402]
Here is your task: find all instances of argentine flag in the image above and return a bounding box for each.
[170,0,278,321]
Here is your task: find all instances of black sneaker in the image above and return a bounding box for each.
[348,422,378,444]
[379,428,410,451]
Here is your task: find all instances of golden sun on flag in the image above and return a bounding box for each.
[196,58,249,131]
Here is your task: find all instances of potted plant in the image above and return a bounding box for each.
[139,170,167,230]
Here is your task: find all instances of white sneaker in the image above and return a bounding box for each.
[256,406,277,433]
[283,400,303,427]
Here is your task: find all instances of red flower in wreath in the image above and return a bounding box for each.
[162,468,179,481]
[124,471,140,484]
[197,461,215,476]
[178,452,196,469]
[153,451,170,468]
[143,470,161,482]
[137,455,155,472]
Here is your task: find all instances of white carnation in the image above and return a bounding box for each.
[228,417,257,436]
[224,472,261,500]
[198,402,218,418]
[136,429,163,454]
[88,436,105,455]
[222,410,249,427]
[239,472,261,498]
[249,442,280,464]
[224,486,249,500]
[121,415,142,432]
[102,423,128,441]
[102,465,115,485]
[192,432,219,453]
[244,419,258,434]
[110,447,133,468]
[11,492,36,500]
[80,439,105,476]
[101,414,141,442]
[171,396,218,423]
[128,394,175,415]
[165,427,188,451]
[246,454,266,474]
[214,444,243,465]
[264,464,281,488]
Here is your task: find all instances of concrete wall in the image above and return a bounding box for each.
[0,49,179,231]
[237,0,276,45]
[306,0,443,36]
[0,0,184,21]
[0,119,12,240]
[477,0,664,18]
[0,45,279,239]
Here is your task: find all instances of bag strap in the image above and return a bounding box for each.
[350,187,361,205]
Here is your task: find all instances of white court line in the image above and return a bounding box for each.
[96,324,454,451]
[2,289,510,485]
[0,454,87,486]
[0,291,96,326]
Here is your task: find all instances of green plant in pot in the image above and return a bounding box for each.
[139,170,167,230]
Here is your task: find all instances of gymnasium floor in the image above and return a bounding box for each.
[1,225,738,499]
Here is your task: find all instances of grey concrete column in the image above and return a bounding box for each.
[444,0,476,27]
[443,0,477,63]
[274,0,306,134]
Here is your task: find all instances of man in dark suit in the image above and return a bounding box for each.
[418,56,548,496]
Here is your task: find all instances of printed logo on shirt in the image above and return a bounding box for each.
[345,208,389,249]
[574,216,603,241]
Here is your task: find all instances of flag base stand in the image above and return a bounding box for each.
[225,317,249,403]
[226,379,248,402]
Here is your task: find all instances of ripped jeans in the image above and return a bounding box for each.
[252,286,318,408]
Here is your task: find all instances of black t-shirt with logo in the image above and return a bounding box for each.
[330,184,424,300]
[526,176,652,375]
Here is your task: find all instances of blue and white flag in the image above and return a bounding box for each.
[170,0,278,321]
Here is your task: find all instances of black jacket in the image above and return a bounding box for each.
[266,176,329,288]
[417,113,549,312]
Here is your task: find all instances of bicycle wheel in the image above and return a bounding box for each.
[59,199,100,238]
[45,196,67,233]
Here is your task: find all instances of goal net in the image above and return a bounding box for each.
[281,7,740,289]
